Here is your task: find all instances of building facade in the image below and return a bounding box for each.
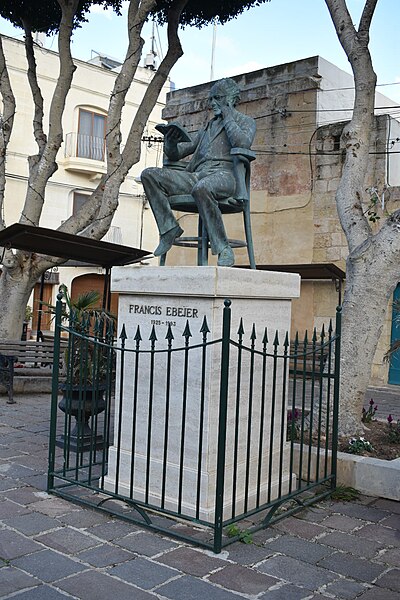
[160,56,400,387]
[1,34,165,330]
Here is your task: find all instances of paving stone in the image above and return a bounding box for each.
[0,565,39,596]
[87,519,141,541]
[372,498,400,514]
[377,547,400,566]
[35,527,99,554]
[321,514,364,532]
[357,587,400,600]
[114,531,178,557]
[263,534,333,564]
[3,486,43,506]
[20,473,48,489]
[0,463,38,479]
[0,447,26,459]
[156,546,226,577]
[295,507,329,523]
[376,568,400,592]
[108,557,177,589]
[272,517,326,540]
[156,574,243,599]
[0,477,24,492]
[0,529,43,560]
[56,570,156,599]
[317,552,386,582]
[223,540,271,565]
[77,543,133,567]
[259,584,316,600]
[380,514,400,529]
[4,512,61,536]
[0,499,30,518]
[13,585,85,600]
[12,548,86,582]
[29,498,76,518]
[208,563,278,595]
[257,555,337,590]
[318,530,383,559]
[355,523,400,546]
[324,578,368,599]
[57,509,110,529]
[328,502,389,523]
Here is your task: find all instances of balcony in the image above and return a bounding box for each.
[59,133,107,177]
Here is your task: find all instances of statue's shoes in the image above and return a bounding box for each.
[154,225,184,256]
[217,245,235,267]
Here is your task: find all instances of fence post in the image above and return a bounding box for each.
[214,299,231,553]
[47,290,63,492]
[331,305,342,490]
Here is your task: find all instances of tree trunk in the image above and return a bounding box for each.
[0,264,38,339]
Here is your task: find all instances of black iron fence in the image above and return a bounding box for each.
[48,294,341,553]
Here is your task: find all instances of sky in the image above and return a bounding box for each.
[1,0,399,102]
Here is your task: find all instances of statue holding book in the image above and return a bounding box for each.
[141,78,256,267]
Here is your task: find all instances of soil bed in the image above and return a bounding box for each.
[338,420,400,460]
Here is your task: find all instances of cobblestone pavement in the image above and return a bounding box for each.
[1,393,399,600]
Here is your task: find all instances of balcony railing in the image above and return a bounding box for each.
[64,132,106,162]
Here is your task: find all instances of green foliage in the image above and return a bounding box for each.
[330,485,360,502]
[25,305,33,322]
[0,0,122,34]
[152,0,271,28]
[225,524,253,544]
[387,415,400,444]
[44,285,116,386]
[346,437,374,455]
[1,0,271,34]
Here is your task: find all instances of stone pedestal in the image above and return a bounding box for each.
[104,266,300,522]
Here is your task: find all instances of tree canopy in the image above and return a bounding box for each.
[0,0,122,34]
[0,0,271,35]
[152,0,270,27]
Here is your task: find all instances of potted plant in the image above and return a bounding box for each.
[45,285,116,451]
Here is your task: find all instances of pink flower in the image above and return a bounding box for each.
[387,414,394,424]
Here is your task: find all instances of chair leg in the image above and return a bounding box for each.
[198,216,209,266]
[243,203,256,269]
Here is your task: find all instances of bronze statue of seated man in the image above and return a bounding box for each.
[141,77,256,267]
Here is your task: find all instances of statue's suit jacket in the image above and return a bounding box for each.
[172,109,256,178]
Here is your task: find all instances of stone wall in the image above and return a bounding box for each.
[161,58,400,387]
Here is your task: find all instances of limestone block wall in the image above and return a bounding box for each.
[161,58,399,388]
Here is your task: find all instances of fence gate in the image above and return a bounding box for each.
[48,295,341,553]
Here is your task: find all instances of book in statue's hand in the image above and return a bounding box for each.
[155,122,191,143]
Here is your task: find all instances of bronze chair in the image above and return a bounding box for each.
[159,147,256,269]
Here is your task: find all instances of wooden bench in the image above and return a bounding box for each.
[0,339,67,404]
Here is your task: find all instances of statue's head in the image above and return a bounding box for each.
[208,78,241,116]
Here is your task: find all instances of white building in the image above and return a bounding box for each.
[1,34,166,332]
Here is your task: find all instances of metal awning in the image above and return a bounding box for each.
[0,223,151,267]
[252,263,345,281]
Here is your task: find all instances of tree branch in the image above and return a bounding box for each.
[358,0,378,34]
[21,20,47,154]
[325,0,377,253]
[0,36,16,230]
[21,0,78,226]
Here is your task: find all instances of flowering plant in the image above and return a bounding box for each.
[287,408,301,441]
[387,414,400,444]
[362,399,377,423]
[347,437,374,455]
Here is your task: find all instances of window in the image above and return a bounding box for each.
[77,109,106,161]
[73,192,90,216]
